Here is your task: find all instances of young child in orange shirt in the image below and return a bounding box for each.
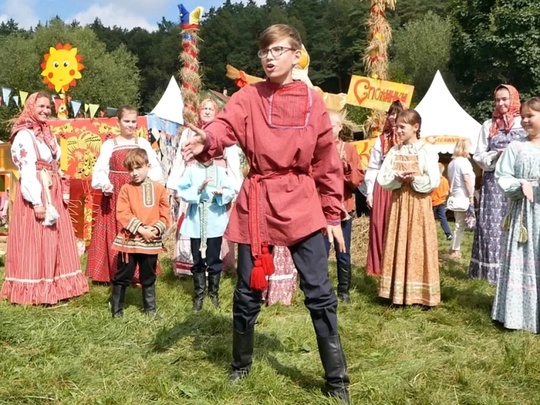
[110,148,170,318]
[430,162,452,240]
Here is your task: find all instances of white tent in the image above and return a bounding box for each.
[146,76,184,183]
[416,70,481,154]
[148,76,184,126]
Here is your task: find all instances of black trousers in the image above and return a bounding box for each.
[354,188,370,217]
[112,253,157,288]
[233,231,339,338]
[190,237,223,274]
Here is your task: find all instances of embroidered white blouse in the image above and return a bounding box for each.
[11,129,61,206]
[91,137,162,191]
[377,141,440,193]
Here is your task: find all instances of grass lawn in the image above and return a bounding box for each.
[1,227,540,405]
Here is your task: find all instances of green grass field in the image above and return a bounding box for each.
[2,228,540,405]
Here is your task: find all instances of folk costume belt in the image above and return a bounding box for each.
[246,168,306,291]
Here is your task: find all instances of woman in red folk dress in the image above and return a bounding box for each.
[86,106,162,283]
[364,100,404,276]
[1,92,89,305]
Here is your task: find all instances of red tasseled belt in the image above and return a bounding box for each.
[246,168,304,291]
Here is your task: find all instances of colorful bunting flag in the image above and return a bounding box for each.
[12,95,19,107]
[88,103,100,119]
[19,90,28,105]
[71,100,82,117]
[2,88,12,106]
[53,97,63,114]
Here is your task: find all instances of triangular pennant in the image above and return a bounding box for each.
[19,90,28,106]
[84,103,89,112]
[71,100,82,117]
[2,88,12,105]
[13,95,19,106]
[53,97,63,114]
[88,103,100,119]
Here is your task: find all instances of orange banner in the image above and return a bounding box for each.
[351,138,377,170]
[49,117,148,179]
[48,117,149,241]
[347,75,414,111]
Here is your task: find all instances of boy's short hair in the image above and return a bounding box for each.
[123,148,149,170]
[259,24,302,51]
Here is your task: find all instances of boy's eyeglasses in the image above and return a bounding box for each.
[257,46,295,59]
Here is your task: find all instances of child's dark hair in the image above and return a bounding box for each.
[259,24,302,51]
[123,148,149,170]
[387,100,404,116]
[521,97,540,114]
[117,105,138,119]
[397,109,422,139]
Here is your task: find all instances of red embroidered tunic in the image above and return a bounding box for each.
[198,80,343,247]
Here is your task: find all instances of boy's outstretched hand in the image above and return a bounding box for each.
[182,124,207,161]
[327,224,346,253]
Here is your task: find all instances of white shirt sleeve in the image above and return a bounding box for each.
[473,120,498,171]
[11,130,43,205]
[365,137,383,196]
[223,144,243,194]
[495,141,525,200]
[138,138,163,184]
[411,143,440,193]
[91,139,114,190]
[377,146,402,191]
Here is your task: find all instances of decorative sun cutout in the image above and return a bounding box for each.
[40,43,84,93]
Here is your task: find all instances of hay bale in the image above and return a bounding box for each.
[328,215,370,267]
[351,216,370,267]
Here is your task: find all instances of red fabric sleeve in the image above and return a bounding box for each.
[158,185,171,228]
[344,143,363,192]
[311,102,344,223]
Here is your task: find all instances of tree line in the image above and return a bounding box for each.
[0,0,538,140]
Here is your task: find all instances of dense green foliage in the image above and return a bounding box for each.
[0,0,538,132]
[449,0,540,120]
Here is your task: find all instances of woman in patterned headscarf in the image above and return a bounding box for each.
[469,84,527,284]
[364,100,404,276]
[1,92,89,305]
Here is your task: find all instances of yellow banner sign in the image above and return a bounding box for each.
[347,75,414,111]
[423,135,466,146]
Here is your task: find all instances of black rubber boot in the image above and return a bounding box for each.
[110,284,126,318]
[229,328,254,381]
[142,284,157,316]
[337,264,352,304]
[192,272,206,312]
[317,335,350,404]
[207,272,221,309]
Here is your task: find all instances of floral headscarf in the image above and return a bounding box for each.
[490,84,520,137]
[10,92,57,156]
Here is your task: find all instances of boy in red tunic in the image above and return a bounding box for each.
[110,148,170,317]
[183,24,350,403]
